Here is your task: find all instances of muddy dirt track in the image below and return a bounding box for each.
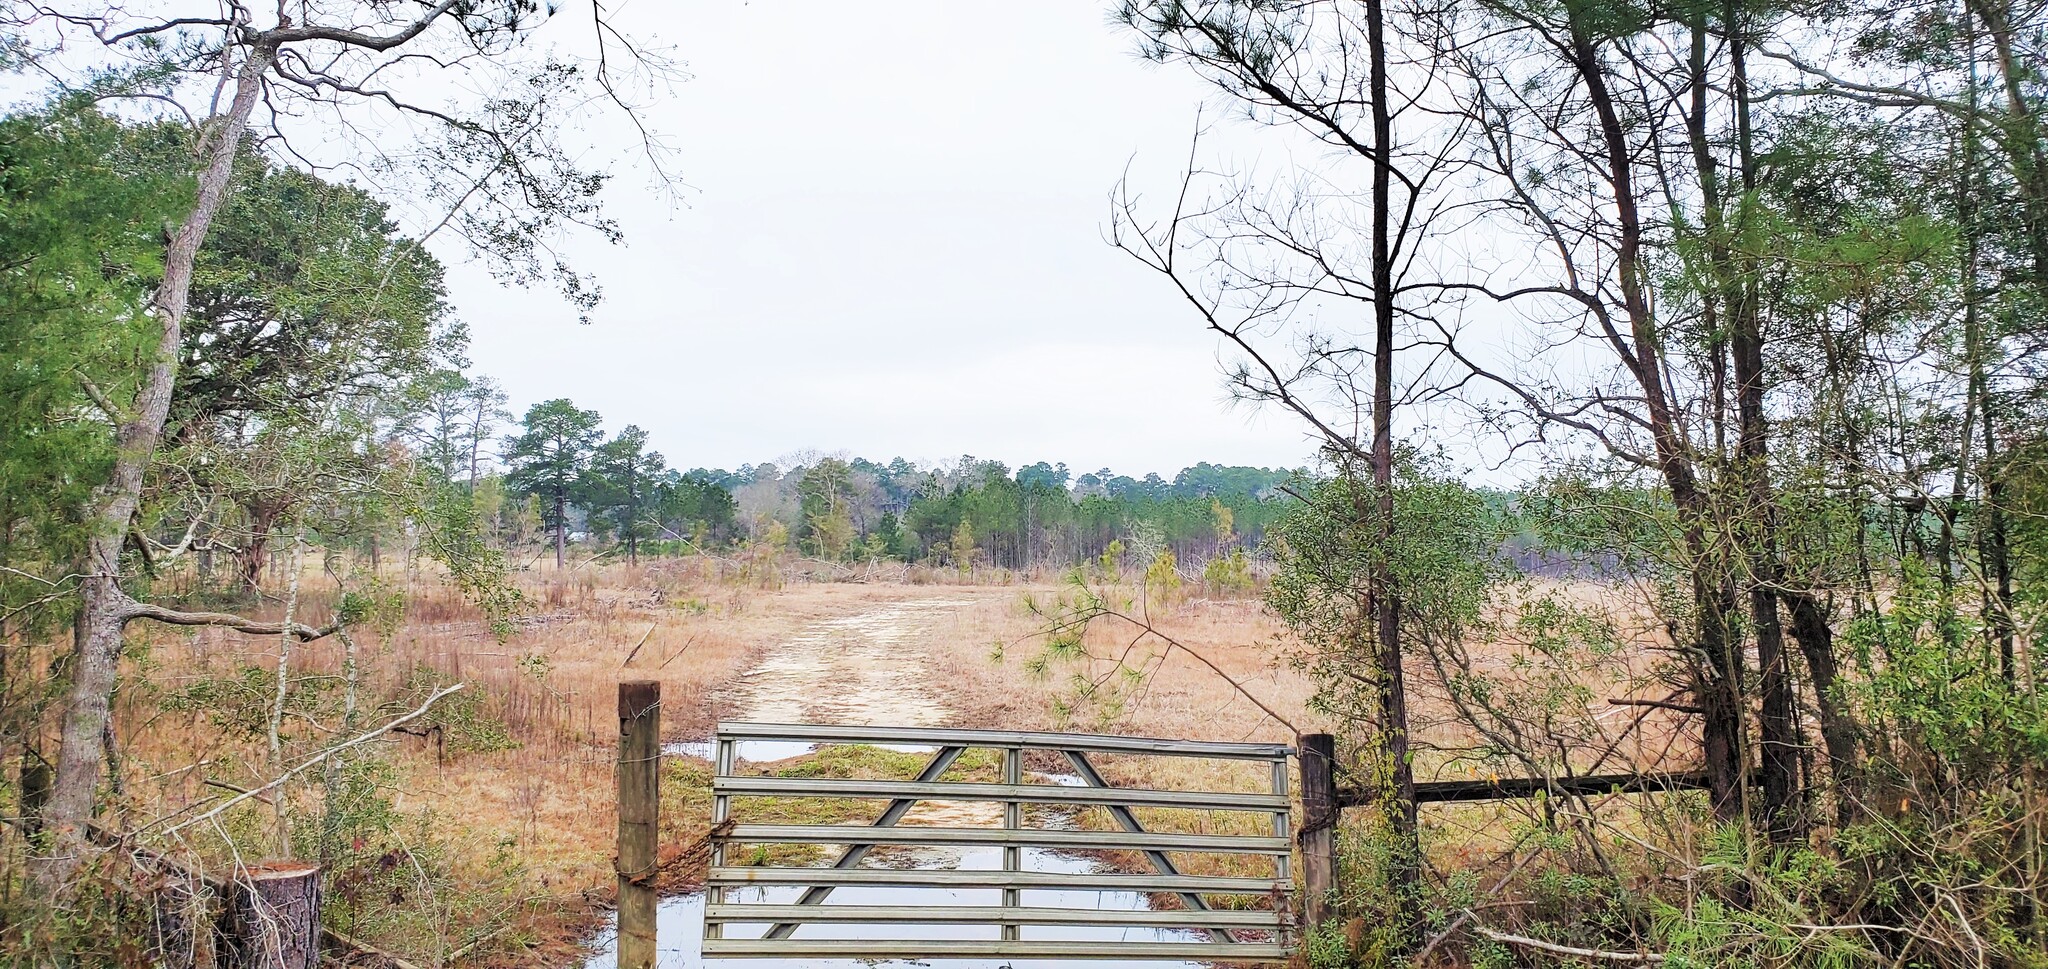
[720,595,993,728]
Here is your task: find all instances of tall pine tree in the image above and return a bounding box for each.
[504,399,602,569]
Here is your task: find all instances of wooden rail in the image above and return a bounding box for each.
[1340,769,1717,806]
[702,721,1295,962]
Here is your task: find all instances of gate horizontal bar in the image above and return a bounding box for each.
[699,939,1291,960]
[717,722,1293,760]
[709,866,1283,895]
[704,904,1283,929]
[713,776,1288,812]
[724,823,1288,855]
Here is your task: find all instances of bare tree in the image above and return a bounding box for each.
[1110,0,1472,933]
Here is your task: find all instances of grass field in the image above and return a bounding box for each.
[47,556,1684,965]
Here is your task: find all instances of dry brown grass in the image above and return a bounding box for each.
[65,555,1677,964]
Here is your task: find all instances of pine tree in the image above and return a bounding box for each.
[580,425,666,564]
[503,399,602,569]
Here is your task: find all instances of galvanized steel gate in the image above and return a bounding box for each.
[701,722,1295,962]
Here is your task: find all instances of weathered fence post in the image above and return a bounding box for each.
[220,863,323,969]
[1297,732,1339,937]
[617,680,661,969]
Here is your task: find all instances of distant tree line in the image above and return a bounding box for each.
[387,388,1310,573]
[673,456,1304,570]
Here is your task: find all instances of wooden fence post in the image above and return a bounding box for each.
[1298,732,1339,938]
[617,680,661,969]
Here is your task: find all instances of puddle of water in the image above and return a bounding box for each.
[579,846,1218,969]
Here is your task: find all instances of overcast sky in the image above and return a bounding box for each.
[440,1,1322,478]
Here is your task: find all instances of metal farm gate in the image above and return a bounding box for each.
[700,721,1295,962]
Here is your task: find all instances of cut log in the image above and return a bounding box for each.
[221,862,323,969]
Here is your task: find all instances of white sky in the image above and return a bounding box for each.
[443,1,1323,477]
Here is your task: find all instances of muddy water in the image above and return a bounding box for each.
[578,844,1212,969]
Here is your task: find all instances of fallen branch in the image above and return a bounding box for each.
[323,926,424,969]
[655,633,701,670]
[124,600,341,642]
[1606,696,1705,715]
[156,685,464,839]
[1414,835,1542,963]
[201,778,272,805]
[1,810,421,968]
[1468,918,1666,963]
[620,623,659,668]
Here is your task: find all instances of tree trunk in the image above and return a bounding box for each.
[195,518,215,587]
[1695,572,1747,820]
[1783,591,1859,808]
[555,491,567,570]
[35,38,278,892]
[1363,0,1419,936]
[237,498,285,592]
[149,869,218,969]
[627,483,640,566]
[1983,423,2016,679]
[1966,0,2048,295]
[1567,11,1749,821]
[1724,12,1799,835]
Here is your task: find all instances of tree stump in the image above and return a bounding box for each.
[221,862,323,969]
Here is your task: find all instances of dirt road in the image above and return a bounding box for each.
[722,595,993,728]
